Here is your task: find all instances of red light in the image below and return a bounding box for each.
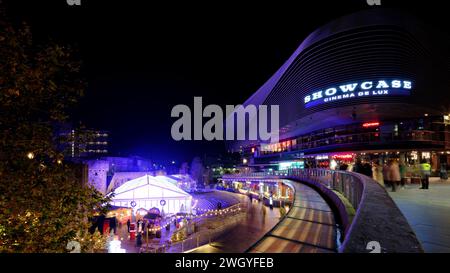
[362,122,380,128]
[333,154,354,160]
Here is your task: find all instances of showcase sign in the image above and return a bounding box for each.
[303,79,412,108]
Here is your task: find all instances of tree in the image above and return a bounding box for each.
[190,157,204,187]
[0,10,109,252]
[179,162,189,175]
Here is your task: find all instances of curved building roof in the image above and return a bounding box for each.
[229,8,450,148]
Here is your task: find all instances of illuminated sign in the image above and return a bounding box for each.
[362,122,380,128]
[304,79,412,108]
[315,155,329,160]
[332,154,354,160]
[278,161,304,170]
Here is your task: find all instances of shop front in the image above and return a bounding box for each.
[301,150,450,179]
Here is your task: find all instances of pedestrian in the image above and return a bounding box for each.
[373,162,384,186]
[110,217,117,235]
[136,232,142,248]
[142,220,147,236]
[420,160,431,189]
[389,160,401,192]
[354,159,364,174]
[440,162,448,180]
[383,161,391,190]
[127,218,131,233]
[399,163,407,188]
[363,162,373,177]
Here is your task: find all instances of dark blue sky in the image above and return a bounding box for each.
[2,0,448,163]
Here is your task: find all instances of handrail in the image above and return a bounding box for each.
[221,169,423,253]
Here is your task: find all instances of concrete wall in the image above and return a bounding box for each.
[87,160,109,194]
[85,156,153,194]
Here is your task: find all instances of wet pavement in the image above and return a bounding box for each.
[389,178,450,253]
[248,182,338,253]
[189,194,282,253]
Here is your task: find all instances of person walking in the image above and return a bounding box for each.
[440,162,448,180]
[110,217,117,235]
[389,160,401,192]
[373,162,384,186]
[420,160,431,189]
[354,159,364,174]
[127,218,131,233]
[383,161,391,190]
[363,162,373,178]
[399,163,407,189]
[136,231,142,248]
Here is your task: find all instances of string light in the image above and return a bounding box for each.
[135,205,244,232]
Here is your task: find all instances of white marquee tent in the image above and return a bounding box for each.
[110,174,192,214]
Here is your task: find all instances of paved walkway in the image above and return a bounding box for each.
[189,194,282,253]
[389,178,450,253]
[248,181,338,253]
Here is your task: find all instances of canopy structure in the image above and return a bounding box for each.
[110,174,192,214]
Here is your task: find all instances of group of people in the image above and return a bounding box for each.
[351,159,431,191]
[126,218,162,247]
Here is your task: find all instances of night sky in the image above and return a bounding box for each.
[2,0,448,163]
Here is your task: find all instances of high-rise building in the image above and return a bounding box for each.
[226,9,450,174]
[58,126,109,159]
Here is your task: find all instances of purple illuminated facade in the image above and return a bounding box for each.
[227,9,450,174]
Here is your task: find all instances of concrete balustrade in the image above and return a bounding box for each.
[221,168,423,253]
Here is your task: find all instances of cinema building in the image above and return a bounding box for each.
[227,9,450,178]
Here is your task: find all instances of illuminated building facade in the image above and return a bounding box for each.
[229,9,450,176]
[58,127,109,159]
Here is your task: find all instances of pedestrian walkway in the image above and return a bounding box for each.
[248,182,338,253]
[389,178,450,253]
[189,194,281,253]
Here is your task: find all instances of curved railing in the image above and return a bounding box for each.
[222,169,423,253]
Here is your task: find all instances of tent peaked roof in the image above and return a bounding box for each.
[112,175,190,200]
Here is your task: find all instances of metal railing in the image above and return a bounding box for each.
[223,169,362,211]
[139,203,246,253]
[222,169,423,253]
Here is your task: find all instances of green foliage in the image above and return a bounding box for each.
[0,11,110,252]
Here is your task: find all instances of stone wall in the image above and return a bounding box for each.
[87,160,109,194]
